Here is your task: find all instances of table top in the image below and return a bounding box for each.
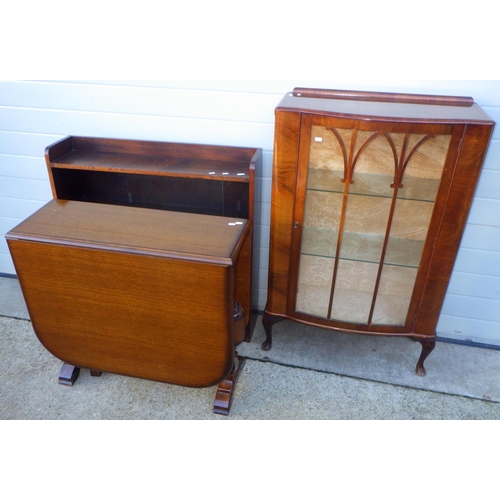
[7,200,249,265]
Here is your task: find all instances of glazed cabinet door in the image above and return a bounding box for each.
[290,114,459,332]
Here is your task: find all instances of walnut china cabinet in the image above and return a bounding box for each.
[263,88,495,375]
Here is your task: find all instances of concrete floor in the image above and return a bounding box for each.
[1,275,499,419]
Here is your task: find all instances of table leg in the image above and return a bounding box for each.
[58,363,81,386]
[213,355,246,416]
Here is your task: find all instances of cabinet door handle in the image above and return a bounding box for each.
[294,221,300,229]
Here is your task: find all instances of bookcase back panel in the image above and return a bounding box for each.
[51,168,249,219]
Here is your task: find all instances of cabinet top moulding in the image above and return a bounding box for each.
[281,87,494,125]
[45,136,261,182]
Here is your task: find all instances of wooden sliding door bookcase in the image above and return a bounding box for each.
[263,88,494,375]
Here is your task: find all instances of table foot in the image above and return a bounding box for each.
[213,355,246,416]
[58,363,81,386]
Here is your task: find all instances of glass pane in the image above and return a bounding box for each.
[296,126,346,318]
[347,130,402,197]
[296,123,451,328]
[330,132,398,323]
[330,260,378,324]
[296,190,342,318]
[385,198,434,267]
[307,125,350,193]
[397,134,452,202]
[296,255,334,319]
[372,134,451,325]
[371,265,418,325]
[340,194,391,261]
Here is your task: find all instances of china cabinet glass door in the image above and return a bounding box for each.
[294,118,452,327]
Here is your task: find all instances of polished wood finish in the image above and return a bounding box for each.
[10,200,248,266]
[213,355,246,415]
[45,136,259,217]
[7,201,250,389]
[280,90,493,125]
[292,87,475,107]
[44,136,261,340]
[264,88,495,375]
[414,338,436,377]
[8,135,262,415]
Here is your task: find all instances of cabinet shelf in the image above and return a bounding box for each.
[300,252,423,269]
[303,191,434,242]
[301,228,425,267]
[306,172,441,202]
[306,186,436,203]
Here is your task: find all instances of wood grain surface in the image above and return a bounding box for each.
[8,199,248,265]
[7,239,236,387]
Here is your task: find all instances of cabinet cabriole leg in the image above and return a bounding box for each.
[213,355,246,416]
[414,337,436,377]
[58,363,81,386]
[261,312,285,351]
